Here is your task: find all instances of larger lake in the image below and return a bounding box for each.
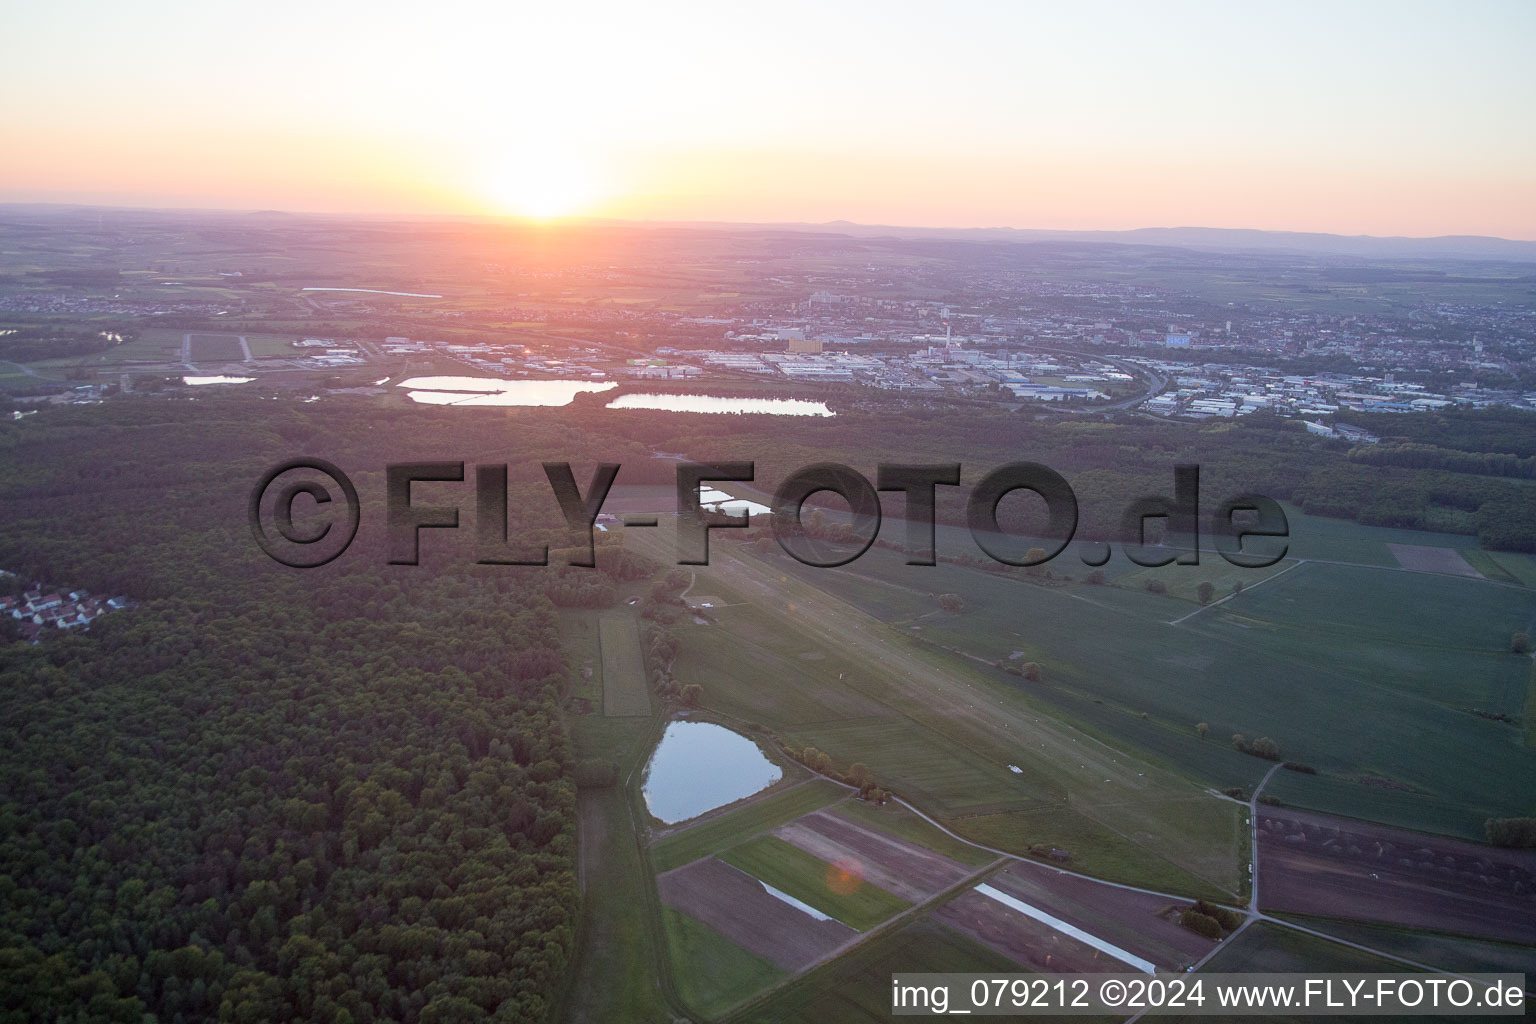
[398,377,616,407]
[642,721,782,823]
[607,393,834,417]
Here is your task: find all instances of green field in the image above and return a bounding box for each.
[1200,922,1408,974]
[662,907,785,1020]
[1482,549,1536,588]
[732,918,1052,1024]
[651,779,847,873]
[187,333,246,361]
[1162,924,1425,1024]
[1274,916,1536,976]
[718,835,911,931]
[599,612,651,717]
[726,528,1536,840]
[562,715,672,1023]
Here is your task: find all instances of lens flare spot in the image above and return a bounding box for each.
[826,858,865,895]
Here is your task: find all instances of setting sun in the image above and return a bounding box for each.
[482,154,606,220]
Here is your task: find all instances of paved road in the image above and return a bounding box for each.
[1248,761,1284,911]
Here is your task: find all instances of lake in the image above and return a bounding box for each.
[398,377,616,407]
[303,286,444,298]
[607,393,834,417]
[642,721,782,823]
[183,375,254,385]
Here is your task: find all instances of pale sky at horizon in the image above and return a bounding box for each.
[4,0,1534,238]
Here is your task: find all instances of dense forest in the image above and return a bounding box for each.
[0,401,652,1023]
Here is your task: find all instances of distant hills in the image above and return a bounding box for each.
[655,220,1536,262]
[4,202,1534,262]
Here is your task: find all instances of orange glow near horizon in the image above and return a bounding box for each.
[4,2,1535,239]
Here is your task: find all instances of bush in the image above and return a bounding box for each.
[1512,632,1530,654]
[1180,909,1223,939]
[1022,661,1041,682]
[1197,581,1214,605]
[1193,899,1242,931]
[1249,736,1281,760]
[1281,761,1317,774]
[1485,817,1536,847]
[1145,579,1167,594]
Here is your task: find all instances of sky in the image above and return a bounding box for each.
[4,0,1534,237]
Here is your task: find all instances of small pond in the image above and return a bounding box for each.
[642,721,782,823]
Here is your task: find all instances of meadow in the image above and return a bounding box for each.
[562,713,673,1024]
[661,907,785,1020]
[728,518,1536,840]
[599,612,652,717]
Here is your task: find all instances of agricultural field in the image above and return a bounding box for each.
[187,333,247,362]
[1197,921,1407,974]
[599,612,651,717]
[660,905,786,1020]
[823,798,998,868]
[656,857,856,971]
[697,521,1536,841]
[650,779,846,873]
[580,502,1535,1021]
[650,785,1009,1018]
[774,808,983,901]
[935,886,1154,974]
[1256,808,1536,944]
[736,918,1030,1024]
[1271,917,1536,976]
[1385,542,1483,577]
[718,835,911,931]
[973,859,1221,972]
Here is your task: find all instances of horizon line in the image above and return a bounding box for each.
[2,199,1535,248]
